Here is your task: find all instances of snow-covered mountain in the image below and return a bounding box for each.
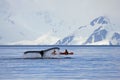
[9,32,59,45]
[0,0,61,45]
[110,33,120,45]
[0,0,38,44]
[56,16,120,45]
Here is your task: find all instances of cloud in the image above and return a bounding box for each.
[6,0,120,25]
[4,0,120,28]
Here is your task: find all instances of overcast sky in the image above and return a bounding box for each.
[1,0,120,37]
[8,0,120,23]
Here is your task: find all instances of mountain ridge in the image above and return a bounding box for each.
[56,16,120,45]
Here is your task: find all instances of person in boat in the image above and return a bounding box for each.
[52,49,57,55]
[65,49,69,55]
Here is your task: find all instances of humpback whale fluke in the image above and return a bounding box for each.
[24,47,60,58]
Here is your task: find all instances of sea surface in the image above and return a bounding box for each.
[0,45,120,80]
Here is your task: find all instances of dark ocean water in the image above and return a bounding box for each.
[0,46,120,80]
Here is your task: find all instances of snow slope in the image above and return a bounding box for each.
[0,0,61,45]
[56,16,120,45]
[0,0,38,44]
[9,32,59,45]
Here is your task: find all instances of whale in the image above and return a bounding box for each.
[24,47,60,58]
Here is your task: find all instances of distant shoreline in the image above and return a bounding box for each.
[0,45,120,47]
